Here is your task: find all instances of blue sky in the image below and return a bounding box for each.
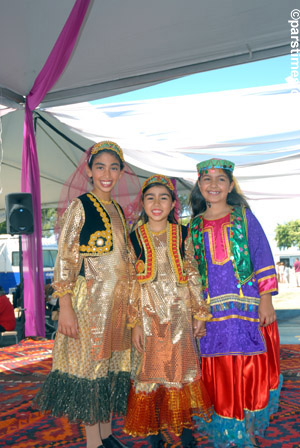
[92,55,290,105]
[88,54,300,240]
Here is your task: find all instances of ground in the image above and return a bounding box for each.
[273,283,300,344]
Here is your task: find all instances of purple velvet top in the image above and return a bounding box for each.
[198,208,278,357]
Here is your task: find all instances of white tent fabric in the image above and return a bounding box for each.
[0,0,298,233]
[1,84,300,250]
[0,108,192,217]
[44,84,300,200]
[0,0,294,109]
[1,1,298,339]
[1,83,299,221]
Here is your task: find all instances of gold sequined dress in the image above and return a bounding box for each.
[34,194,131,424]
[124,224,212,437]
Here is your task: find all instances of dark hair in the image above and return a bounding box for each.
[88,149,124,171]
[136,182,178,227]
[189,169,251,217]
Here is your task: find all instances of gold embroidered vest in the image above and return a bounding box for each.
[130,223,188,284]
[78,193,126,256]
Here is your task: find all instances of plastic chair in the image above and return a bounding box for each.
[0,330,19,344]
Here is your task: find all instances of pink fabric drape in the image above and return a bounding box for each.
[21,0,91,336]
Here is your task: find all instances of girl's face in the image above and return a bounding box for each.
[86,152,123,200]
[198,168,233,206]
[143,185,175,227]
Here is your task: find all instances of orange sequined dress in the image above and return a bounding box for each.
[124,224,212,437]
[34,195,132,424]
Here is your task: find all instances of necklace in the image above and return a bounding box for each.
[150,228,167,236]
[90,191,112,204]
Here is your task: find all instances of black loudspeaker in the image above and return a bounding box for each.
[5,193,34,235]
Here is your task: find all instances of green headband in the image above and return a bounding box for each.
[142,174,174,192]
[90,140,125,162]
[197,158,235,174]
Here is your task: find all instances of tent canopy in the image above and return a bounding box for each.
[1,1,298,339]
[0,109,193,217]
[0,0,293,109]
[0,0,299,220]
[1,82,300,217]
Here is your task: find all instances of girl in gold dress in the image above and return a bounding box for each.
[34,141,132,448]
[124,175,212,447]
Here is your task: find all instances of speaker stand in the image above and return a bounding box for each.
[18,235,26,340]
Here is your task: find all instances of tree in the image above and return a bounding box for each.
[275,220,300,249]
[177,193,191,218]
[41,208,57,237]
[0,208,57,236]
[0,220,7,234]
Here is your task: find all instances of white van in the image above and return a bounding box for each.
[0,234,58,293]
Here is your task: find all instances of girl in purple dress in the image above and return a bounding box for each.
[190,158,282,448]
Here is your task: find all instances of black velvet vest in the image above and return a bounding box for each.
[78,193,126,256]
[130,223,188,284]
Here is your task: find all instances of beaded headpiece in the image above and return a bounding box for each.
[141,174,175,192]
[55,140,140,234]
[197,158,235,174]
[89,140,125,163]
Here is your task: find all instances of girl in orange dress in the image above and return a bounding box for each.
[124,174,212,447]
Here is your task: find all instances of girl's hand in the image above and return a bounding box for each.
[258,293,276,327]
[193,319,206,338]
[132,325,144,353]
[57,294,79,339]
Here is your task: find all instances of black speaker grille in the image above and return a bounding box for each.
[9,206,34,233]
[5,193,34,235]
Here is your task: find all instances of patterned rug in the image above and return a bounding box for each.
[0,339,299,448]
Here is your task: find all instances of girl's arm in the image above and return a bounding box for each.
[246,209,278,327]
[127,241,144,351]
[184,230,212,322]
[193,319,207,338]
[57,293,79,338]
[247,209,278,297]
[258,293,277,327]
[53,200,84,338]
[132,325,144,353]
[127,241,142,329]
